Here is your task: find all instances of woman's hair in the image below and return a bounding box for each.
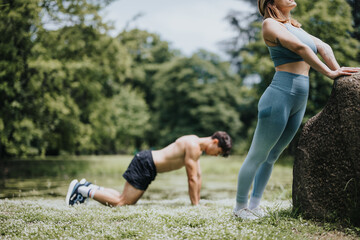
[257,0,301,27]
[211,131,232,157]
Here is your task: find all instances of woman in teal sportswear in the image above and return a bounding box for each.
[233,0,359,219]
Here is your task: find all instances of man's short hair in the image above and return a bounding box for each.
[211,131,232,157]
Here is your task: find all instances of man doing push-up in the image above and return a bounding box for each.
[65,131,232,207]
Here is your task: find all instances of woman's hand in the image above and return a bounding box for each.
[327,67,360,80]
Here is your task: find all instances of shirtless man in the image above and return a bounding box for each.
[65,131,232,206]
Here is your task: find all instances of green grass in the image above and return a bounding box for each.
[1,155,359,239]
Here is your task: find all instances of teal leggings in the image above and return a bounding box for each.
[236,71,309,204]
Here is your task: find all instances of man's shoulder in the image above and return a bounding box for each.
[184,136,202,158]
[174,135,201,151]
[176,135,200,144]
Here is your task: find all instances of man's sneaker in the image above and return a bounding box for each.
[79,178,92,187]
[233,208,259,220]
[65,179,86,206]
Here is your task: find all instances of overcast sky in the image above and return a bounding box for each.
[101,0,253,59]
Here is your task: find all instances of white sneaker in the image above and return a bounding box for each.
[65,179,87,206]
[233,208,259,220]
[251,207,267,218]
[79,178,92,186]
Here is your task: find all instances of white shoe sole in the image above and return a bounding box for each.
[233,208,259,220]
[65,179,78,205]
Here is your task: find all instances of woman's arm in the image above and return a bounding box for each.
[262,19,358,79]
[311,36,340,71]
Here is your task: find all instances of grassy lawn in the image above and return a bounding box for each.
[1,155,359,239]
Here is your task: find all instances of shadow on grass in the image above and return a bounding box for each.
[266,207,360,238]
[139,200,190,208]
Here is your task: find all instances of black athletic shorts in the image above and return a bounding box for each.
[122,150,157,191]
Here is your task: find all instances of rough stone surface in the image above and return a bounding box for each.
[293,72,360,225]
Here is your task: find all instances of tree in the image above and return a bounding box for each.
[89,86,150,154]
[0,0,43,157]
[0,0,148,157]
[118,29,176,109]
[152,50,246,149]
[31,4,147,154]
[117,29,177,147]
[346,0,360,61]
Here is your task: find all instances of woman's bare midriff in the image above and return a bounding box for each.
[275,61,310,76]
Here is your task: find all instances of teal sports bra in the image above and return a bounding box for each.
[267,23,317,67]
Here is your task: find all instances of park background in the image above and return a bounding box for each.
[1,0,360,238]
[1,0,359,159]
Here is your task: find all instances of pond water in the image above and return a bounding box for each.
[1,155,291,202]
[0,156,240,201]
[1,158,91,199]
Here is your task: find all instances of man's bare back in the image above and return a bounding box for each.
[152,135,202,173]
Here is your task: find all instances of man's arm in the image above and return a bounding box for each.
[184,144,201,205]
[197,160,202,201]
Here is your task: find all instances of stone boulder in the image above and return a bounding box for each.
[293,72,360,225]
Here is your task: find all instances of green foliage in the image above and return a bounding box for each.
[152,50,244,147]
[346,0,360,52]
[118,29,176,111]
[2,0,359,158]
[41,0,115,31]
[30,23,136,154]
[0,0,148,157]
[0,0,42,157]
[4,0,241,157]
[89,86,150,154]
